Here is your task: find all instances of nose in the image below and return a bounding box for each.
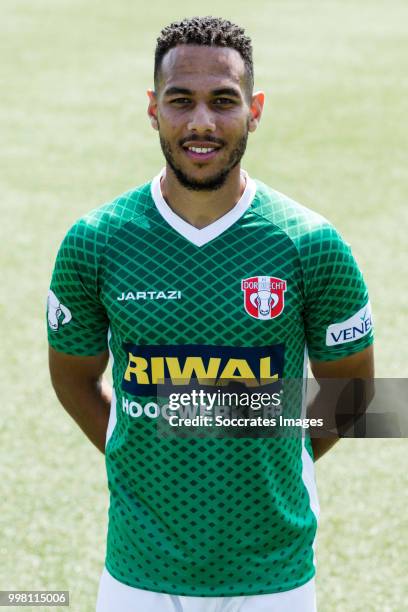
[187,103,216,133]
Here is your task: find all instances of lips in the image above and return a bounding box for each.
[181,140,223,162]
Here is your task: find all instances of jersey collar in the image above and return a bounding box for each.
[150,168,257,247]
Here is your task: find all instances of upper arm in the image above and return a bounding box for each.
[302,224,374,362]
[309,345,375,437]
[301,224,375,417]
[48,346,109,388]
[47,219,109,356]
[310,344,374,380]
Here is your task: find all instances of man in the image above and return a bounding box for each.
[47,16,374,612]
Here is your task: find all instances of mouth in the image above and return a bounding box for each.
[181,141,223,162]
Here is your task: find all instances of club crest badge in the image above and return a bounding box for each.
[241,276,287,320]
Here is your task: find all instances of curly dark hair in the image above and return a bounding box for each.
[154,16,254,96]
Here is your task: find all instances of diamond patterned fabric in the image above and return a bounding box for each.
[47,176,373,595]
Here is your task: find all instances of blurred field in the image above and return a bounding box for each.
[1,1,407,610]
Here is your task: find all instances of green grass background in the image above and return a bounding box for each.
[1,1,407,610]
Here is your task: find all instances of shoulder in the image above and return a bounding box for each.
[62,181,152,253]
[252,179,349,255]
[68,181,151,240]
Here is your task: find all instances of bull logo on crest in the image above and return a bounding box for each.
[241,276,287,320]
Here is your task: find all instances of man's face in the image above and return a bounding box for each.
[148,45,264,191]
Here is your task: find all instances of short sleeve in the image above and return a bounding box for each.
[46,219,109,355]
[302,225,374,361]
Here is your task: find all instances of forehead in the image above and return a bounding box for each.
[159,44,247,92]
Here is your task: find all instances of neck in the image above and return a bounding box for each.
[160,164,246,229]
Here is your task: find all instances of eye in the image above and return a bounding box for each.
[170,98,191,105]
[213,97,235,106]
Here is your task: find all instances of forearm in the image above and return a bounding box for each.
[308,346,374,461]
[52,376,112,454]
[307,386,341,461]
[308,373,374,461]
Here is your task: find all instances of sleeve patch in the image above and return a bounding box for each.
[325,302,373,346]
[47,289,73,331]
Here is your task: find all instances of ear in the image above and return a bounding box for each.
[248,91,265,133]
[147,89,159,131]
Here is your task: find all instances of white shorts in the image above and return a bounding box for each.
[96,567,317,612]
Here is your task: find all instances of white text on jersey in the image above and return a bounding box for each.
[117,290,182,301]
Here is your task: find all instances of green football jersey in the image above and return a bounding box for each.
[47,169,373,596]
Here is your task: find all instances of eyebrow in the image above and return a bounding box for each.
[211,88,241,99]
[163,86,242,98]
[163,87,193,97]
